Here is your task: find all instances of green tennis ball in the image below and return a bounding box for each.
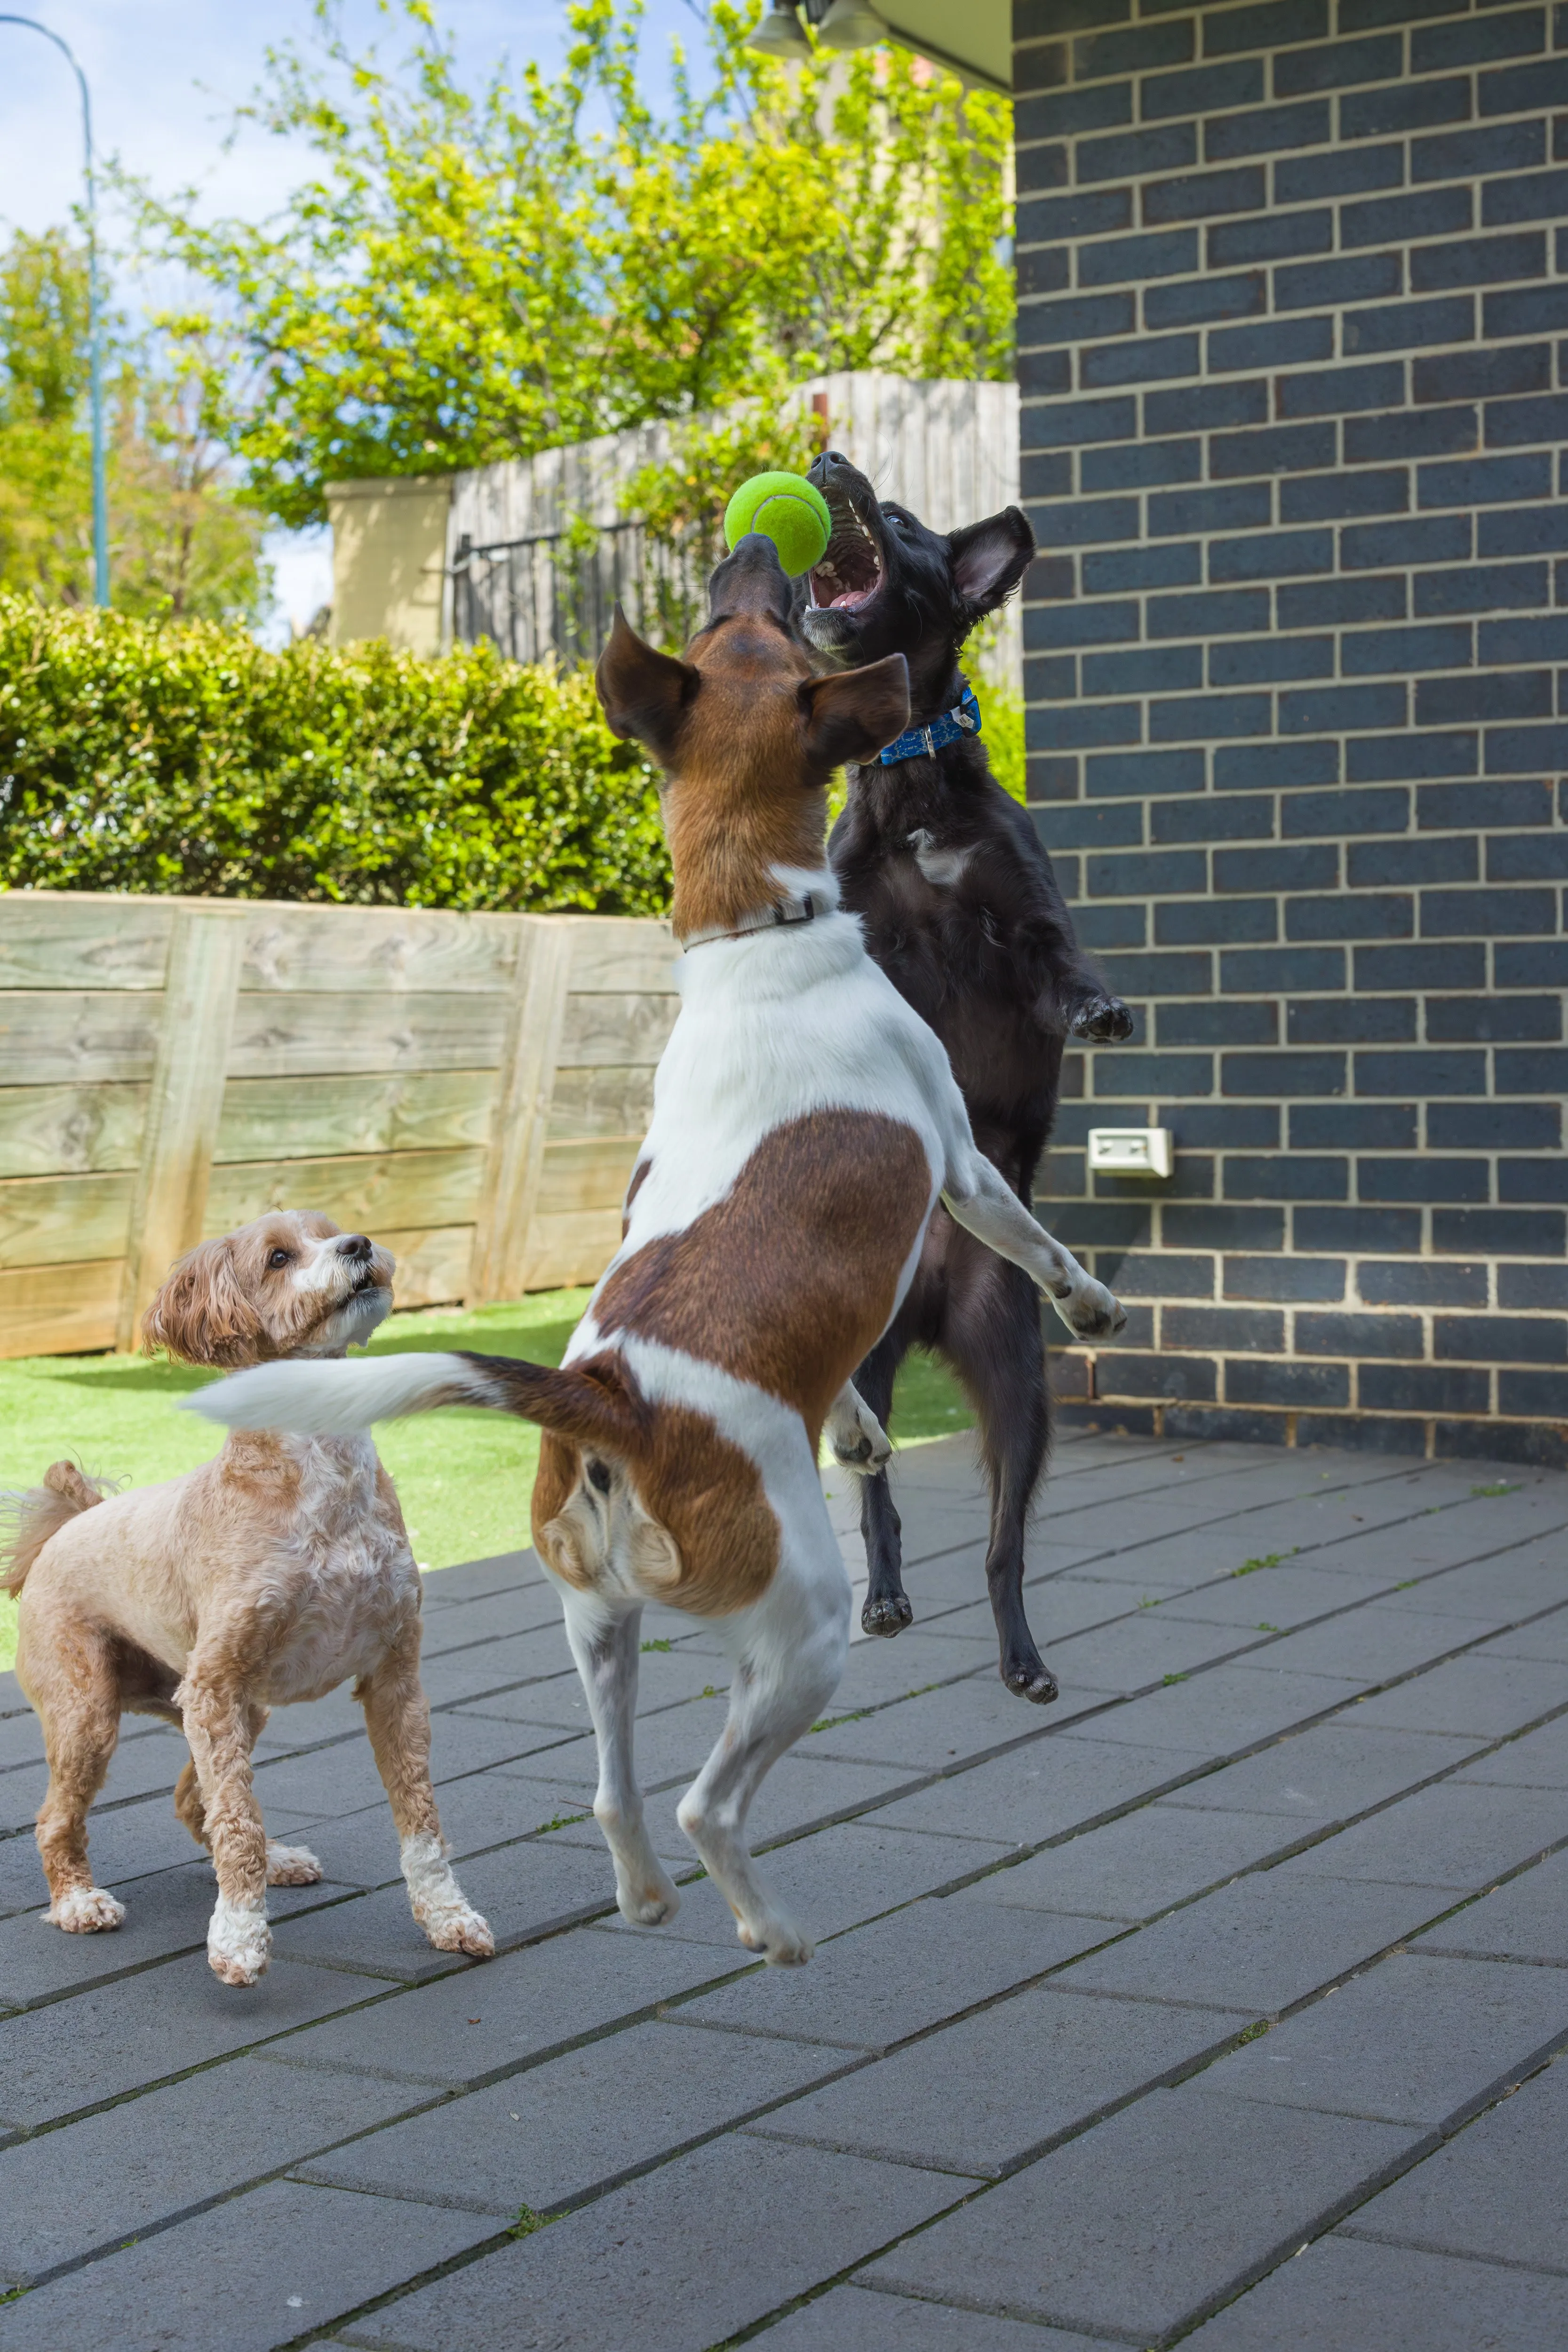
[723,471,831,579]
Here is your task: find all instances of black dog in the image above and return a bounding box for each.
[796,450,1132,1703]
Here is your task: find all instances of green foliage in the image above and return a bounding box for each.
[973,679,1025,805]
[0,596,669,911]
[0,231,269,623]
[130,0,1014,528]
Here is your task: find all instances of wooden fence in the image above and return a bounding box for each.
[0,893,677,1360]
[443,370,1024,691]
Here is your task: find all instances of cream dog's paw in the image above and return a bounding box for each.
[208,1895,271,1986]
[48,1884,126,1933]
[421,1899,495,1958]
[265,1840,323,1886]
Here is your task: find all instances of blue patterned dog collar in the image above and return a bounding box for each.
[878,688,983,766]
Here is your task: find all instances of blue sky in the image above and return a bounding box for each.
[0,0,712,634]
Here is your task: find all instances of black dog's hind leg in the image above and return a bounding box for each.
[947,1249,1058,1704]
[851,1330,913,1638]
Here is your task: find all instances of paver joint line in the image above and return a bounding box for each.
[3,1430,1564,2352]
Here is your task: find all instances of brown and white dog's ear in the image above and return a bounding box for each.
[141,1239,266,1369]
[595,605,699,765]
[947,507,1036,619]
[799,653,911,772]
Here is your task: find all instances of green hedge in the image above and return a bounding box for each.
[0,597,671,912]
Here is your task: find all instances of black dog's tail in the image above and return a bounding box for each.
[182,1349,646,1457]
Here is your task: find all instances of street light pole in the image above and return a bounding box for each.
[0,14,108,605]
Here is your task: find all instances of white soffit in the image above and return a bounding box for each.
[879,0,1012,93]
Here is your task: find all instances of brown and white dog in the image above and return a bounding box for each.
[192,537,1125,1967]
[0,1212,492,1986]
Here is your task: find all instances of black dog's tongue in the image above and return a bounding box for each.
[811,507,880,608]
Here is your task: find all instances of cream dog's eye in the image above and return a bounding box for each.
[268,1248,293,1269]
[586,1458,612,1495]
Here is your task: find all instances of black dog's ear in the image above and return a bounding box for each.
[595,605,699,764]
[947,507,1037,618]
[799,653,911,771]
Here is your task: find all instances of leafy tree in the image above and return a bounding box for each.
[133,0,1013,528]
[0,230,270,622]
[0,229,95,605]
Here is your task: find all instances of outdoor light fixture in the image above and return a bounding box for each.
[817,0,890,49]
[745,2,814,56]
[1088,1128,1176,1180]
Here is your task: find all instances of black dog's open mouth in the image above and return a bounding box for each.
[808,486,883,612]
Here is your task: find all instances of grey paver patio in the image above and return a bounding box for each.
[1,1426,1564,2349]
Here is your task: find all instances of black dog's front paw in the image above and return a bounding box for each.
[862,1591,914,1638]
[1069,993,1135,1043]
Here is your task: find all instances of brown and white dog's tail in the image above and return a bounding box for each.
[183,1349,646,1456]
[0,1462,115,1598]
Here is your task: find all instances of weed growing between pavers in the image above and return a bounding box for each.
[1235,1549,1299,1576]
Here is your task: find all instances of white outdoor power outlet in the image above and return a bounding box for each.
[1088,1126,1175,1179]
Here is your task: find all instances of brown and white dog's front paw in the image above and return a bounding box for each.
[826,1385,892,1477]
[265,1840,323,1886]
[47,1884,126,1934]
[737,1908,814,1968]
[1058,1278,1126,1342]
[615,1865,681,1928]
[208,1896,271,1986]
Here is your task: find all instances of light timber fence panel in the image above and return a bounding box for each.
[0,893,678,1360]
[447,370,1025,692]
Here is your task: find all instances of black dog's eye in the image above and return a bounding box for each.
[586,1458,612,1495]
[268,1248,293,1269]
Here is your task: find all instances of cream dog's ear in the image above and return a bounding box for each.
[142,1239,266,1368]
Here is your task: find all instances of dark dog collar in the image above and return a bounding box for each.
[878,687,982,766]
[680,891,821,953]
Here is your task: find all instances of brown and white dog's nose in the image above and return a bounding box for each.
[707,532,793,626]
[336,1233,373,1261]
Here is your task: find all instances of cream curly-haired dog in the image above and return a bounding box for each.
[1,1211,492,1986]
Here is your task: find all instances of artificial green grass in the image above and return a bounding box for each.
[0,1294,974,1670]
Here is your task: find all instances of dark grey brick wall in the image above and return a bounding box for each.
[1015,0,1568,1466]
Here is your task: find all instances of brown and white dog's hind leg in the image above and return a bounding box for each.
[559,1590,680,1927]
[676,1529,851,1967]
[942,1151,1126,1341]
[356,1633,493,1960]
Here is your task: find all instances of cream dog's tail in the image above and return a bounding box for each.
[1,1462,115,1598]
[183,1348,647,1455]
